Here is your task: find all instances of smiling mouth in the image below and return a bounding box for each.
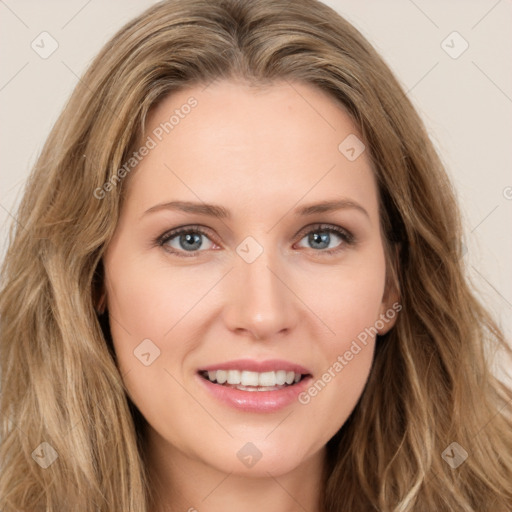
[198,369,310,392]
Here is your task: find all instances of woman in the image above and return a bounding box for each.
[1,0,511,510]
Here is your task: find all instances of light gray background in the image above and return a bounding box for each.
[1,1,511,367]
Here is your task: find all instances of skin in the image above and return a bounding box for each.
[101,79,398,512]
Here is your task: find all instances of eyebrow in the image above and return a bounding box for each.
[141,198,369,220]
[142,200,230,220]
[295,199,369,219]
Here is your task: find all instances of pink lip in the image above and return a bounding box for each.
[198,358,311,374]
[196,359,313,413]
[196,373,313,412]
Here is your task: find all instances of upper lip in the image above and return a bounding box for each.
[198,359,311,375]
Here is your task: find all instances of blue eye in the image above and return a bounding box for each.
[156,223,354,258]
[296,225,354,254]
[158,226,214,256]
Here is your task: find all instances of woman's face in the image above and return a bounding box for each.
[102,79,398,477]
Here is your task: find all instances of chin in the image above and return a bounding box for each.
[199,435,320,477]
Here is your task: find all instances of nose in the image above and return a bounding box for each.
[221,246,299,340]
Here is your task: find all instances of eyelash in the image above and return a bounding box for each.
[155,223,355,258]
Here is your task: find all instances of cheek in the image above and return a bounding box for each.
[295,249,386,424]
[305,246,387,343]
[105,256,206,349]
[103,256,206,428]
[297,295,379,439]
[296,340,375,456]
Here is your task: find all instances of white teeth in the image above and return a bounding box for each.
[275,370,286,385]
[203,369,304,387]
[258,371,276,387]
[241,371,259,386]
[227,370,241,385]
[216,370,227,384]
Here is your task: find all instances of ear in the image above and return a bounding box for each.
[377,287,400,335]
[377,243,401,335]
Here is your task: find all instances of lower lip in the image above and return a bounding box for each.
[196,374,313,412]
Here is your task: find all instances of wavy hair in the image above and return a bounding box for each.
[1,0,511,510]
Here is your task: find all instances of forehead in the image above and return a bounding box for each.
[123,80,379,221]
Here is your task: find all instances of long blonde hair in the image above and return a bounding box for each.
[1,0,511,510]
